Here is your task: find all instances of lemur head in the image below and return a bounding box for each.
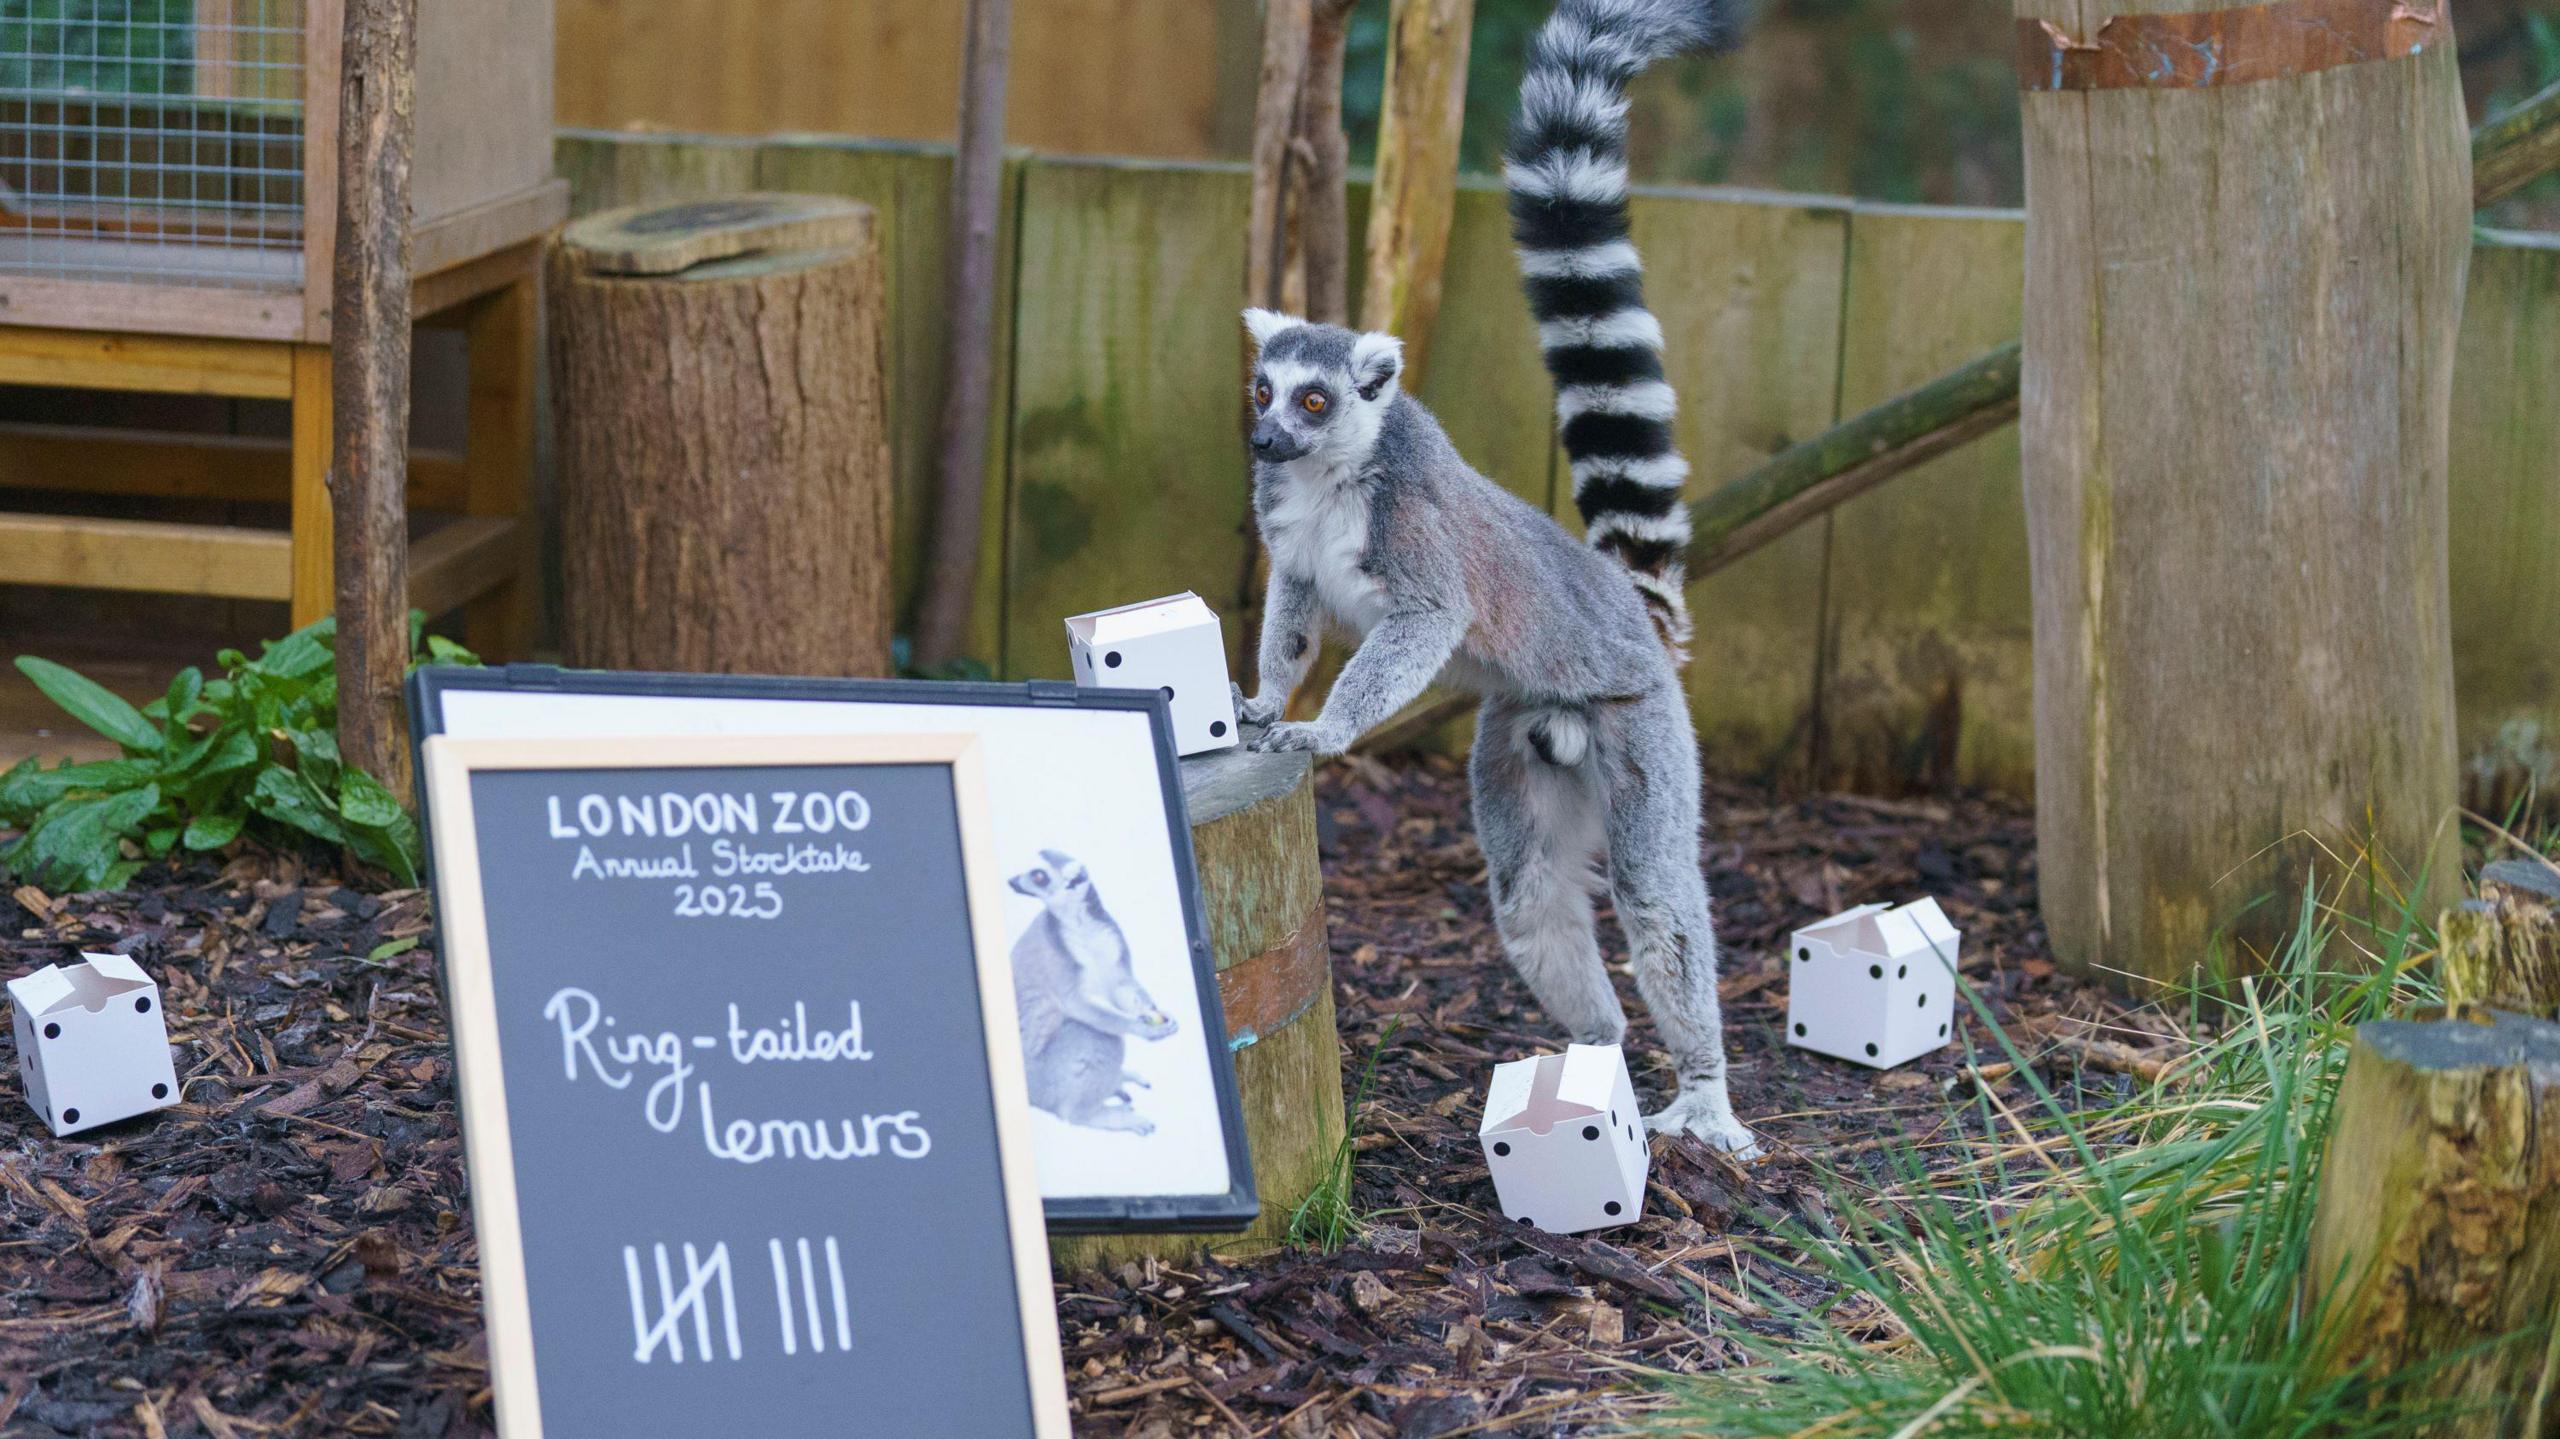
[1008,848,1094,911]
[1243,309,1404,468]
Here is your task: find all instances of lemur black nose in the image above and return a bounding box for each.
[1249,430,1281,456]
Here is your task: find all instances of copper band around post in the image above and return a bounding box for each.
[2017,0,2439,92]
[1216,908,1330,1050]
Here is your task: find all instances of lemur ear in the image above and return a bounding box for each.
[1350,331,1404,401]
[1242,308,1304,349]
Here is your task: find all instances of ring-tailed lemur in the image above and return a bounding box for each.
[1009,850,1179,1135]
[1231,0,1756,1156]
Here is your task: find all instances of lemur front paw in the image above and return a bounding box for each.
[1246,720,1344,756]
[1231,684,1284,727]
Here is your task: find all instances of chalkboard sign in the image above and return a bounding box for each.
[420,733,1069,1439]
[409,664,1256,1234]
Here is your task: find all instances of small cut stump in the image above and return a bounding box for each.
[1052,748,1346,1270]
[550,193,894,677]
[2307,1008,2560,1436]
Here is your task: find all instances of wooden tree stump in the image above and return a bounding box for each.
[551,194,892,676]
[2018,5,2472,986]
[1053,749,1345,1271]
[2441,860,2560,1018]
[2308,1009,2560,1435]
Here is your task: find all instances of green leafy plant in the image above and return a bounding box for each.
[0,616,475,893]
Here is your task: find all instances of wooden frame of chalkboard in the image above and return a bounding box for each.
[421,732,1071,1439]
[407,665,1258,1235]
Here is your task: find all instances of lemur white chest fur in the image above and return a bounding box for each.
[1262,460,1388,637]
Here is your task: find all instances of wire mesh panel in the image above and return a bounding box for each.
[0,0,305,288]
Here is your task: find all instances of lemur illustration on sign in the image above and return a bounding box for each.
[1008,850,1180,1135]
[1232,0,1760,1156]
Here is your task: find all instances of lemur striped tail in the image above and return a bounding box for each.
[1506,0,1744,659]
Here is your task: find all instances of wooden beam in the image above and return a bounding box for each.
[332,0,419,801]
[2475,77,2560,210]
[408,515,524,622]
[0,424,467,510]
[0,327,293,398]
[0,513,291,600]
[1691,341,2024,575]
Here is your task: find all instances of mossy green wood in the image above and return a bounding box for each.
[755,138,1021,664]
[1003,156,1255,681]
[553,129,760,217]
[1818,204,2029,795]
[2447,233,2560,801]
[1635,186,1851,785]
[1051,751,1344,1271]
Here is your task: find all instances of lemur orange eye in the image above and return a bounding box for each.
[1302,391,1328,414]
[1255,381,1272,407]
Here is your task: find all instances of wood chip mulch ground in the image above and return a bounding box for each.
[0,755,2182,1438]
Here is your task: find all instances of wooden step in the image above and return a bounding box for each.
[0,510,524,617]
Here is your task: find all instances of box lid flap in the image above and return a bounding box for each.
[1066,591,1213,644]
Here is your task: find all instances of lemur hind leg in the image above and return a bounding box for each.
[1596,683,1760,1159]
[1470,697,1627,1046]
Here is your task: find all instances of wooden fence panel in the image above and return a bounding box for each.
[554,0,1258,160]
[554,129,759,215]
[1003,157,1254,681]
[1636,187,1852,783]
[546,133,2560,806]
[1818,204,2031,796]
[2449,232,2560,812]
[753,139,1016,661]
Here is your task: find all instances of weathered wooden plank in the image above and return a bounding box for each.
[1818,203,2029,796]
[756,139,1018,667]
[2449,232,2560,813]
[553,129,759,218]
[1636,186,1849,784]
[1005,157,1253,682]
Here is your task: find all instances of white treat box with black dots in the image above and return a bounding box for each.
[8,952,181,1137]
[1786,898,1961,1069]
[1477,1042,1648,1234]
[1064,591,1240,757]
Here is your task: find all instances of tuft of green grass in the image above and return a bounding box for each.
[1289,1018,1400,1251]
[1652,885,2466,1439]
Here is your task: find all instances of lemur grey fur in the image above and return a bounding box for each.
[1232,0,1756,1156]
[1008,851,1178,1135]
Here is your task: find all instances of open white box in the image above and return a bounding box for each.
[1064,592,1239,756]
[9,952,180,1137]
[1477,1043,1649,1234]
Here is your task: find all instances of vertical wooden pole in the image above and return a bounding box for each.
[1360,0,1474,384]
[912,0,1012,671]
[2018,1,2470,986]
[332,0,416,800]
[1297,0,1357,327]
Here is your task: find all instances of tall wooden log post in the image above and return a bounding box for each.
[1361,0,1475,388]
[2017,0,2472,986]
[550,195,893,676]
[332,0,416,800]
[2308,1009,2560,1435]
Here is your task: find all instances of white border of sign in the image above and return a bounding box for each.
[420,732,1070,1439]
